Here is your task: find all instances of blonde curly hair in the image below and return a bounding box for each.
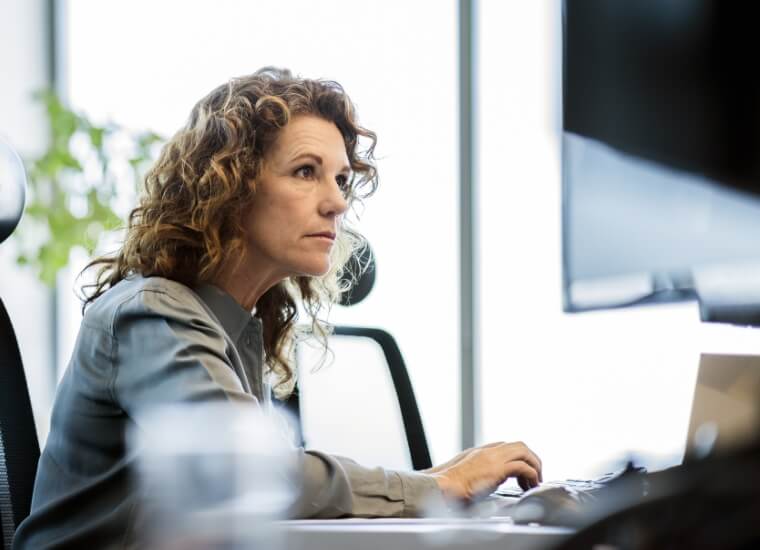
[82,67,378,396]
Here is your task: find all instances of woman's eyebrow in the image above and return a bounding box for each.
[289,152,351,174]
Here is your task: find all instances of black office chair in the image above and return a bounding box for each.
[0,140,40,550]
[284,244,433,471]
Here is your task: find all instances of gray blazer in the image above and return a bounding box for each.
[13,276,442,549]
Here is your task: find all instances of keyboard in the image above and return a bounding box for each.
[489,463,648,526]
[494,466,642,498]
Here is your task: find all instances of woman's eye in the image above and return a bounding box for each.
[336,174,350,192]
[295,165,316,179]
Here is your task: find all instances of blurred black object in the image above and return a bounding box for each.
[0,139,40,549]
[562,0,760,321]
[554,442,760,550]
[508,462,647,528]
[0,138,26,243]
[338,242,375,307]
[564,0,760,195]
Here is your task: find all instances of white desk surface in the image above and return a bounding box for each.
[282,518,573,550]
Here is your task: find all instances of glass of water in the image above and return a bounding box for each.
[129,401,299,549]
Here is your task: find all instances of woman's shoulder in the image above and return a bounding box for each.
[83,275,209,332]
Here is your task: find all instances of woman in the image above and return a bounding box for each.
[13,68,542,548]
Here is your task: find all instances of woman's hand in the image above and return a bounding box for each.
[426,441,542,502]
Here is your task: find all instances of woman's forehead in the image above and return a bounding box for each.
[270,115,349,165]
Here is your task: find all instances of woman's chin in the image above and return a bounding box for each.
[295,260,331,278]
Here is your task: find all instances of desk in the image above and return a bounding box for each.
[282,518,573,550]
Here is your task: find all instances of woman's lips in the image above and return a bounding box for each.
[306,232,336,241]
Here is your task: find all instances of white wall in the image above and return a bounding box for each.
[0,0,55,444]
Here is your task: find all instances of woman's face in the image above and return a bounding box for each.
[243,115,351,280]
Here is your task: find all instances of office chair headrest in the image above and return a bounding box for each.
[338,241,375,307]
[0,138,26,245]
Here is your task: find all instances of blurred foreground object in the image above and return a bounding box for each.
[555,440,760,549]
[0,136,26,243]
[129,403,298,549]
[0,138,40,549]
[562,0,760,323]
[13,90,162,285]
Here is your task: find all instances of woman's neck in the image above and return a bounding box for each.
[213,259,285,311]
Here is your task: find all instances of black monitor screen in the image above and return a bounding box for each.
[562,0,760,324]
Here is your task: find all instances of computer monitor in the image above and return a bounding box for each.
[562,1,760,324]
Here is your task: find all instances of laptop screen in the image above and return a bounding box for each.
[683,353,760,462]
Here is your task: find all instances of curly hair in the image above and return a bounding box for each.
[81,67,378,396]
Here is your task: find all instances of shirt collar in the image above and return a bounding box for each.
[193,283,261,344]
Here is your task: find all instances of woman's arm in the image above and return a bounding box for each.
[111,285,444,518]
[296,451,444,518]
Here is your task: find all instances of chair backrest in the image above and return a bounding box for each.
[0,137,39,549]
[335,326,431,470]
[283,244,432,471]
[293,326,432,471]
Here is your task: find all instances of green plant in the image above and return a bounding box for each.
[14,90,162,285]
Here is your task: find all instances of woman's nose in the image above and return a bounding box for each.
[320,178,349,217]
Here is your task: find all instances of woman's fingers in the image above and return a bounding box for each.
[476,441,542,483]
[497,442,543,483]
[475,459,540,496]
[498,460,539,491]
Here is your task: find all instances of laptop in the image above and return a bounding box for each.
[682,353,760,462]
[496,352,760,499]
